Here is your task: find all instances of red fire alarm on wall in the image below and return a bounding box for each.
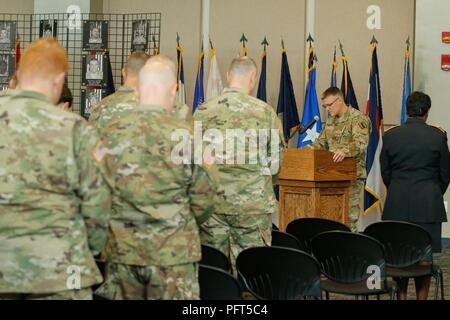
[443,32,450,43]
[442,54,450,71]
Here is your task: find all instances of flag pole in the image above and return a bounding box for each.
[201,0,210,79]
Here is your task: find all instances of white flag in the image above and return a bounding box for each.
[206,48,223,101]
[176,46,186,105]
[177,80,185,105]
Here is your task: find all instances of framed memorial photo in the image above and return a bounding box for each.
[39,20,58,38]
[81,87,105,119]
[0,21,16,51]
[131,20,149,52]
[82,20,108,51]
[0,54,14,84]
[82,54,107,87]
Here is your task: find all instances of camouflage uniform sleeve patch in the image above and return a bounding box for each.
[358,121,367,130]
[92,141,107,163]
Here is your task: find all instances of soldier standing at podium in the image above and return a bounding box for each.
[310,87,371,232]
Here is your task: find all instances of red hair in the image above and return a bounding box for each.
[18,38,69,80]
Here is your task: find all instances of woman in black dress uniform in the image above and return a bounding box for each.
[381,91,450,300]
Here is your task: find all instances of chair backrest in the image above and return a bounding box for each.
[200,244,230,272]
[199,265,241,300]
[271,230,305,251]
[310,231,386,284]
[286,218,351,253]
[363,221,433,267]
[236,246,322,300]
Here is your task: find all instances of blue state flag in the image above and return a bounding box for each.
[341,54,359,110]
[193,47,205,112]
[257,49,267,102]
[277,47,300,142]
[331,49,337,87]
[400,45,411,124]
[298,47,322,148]
[176,45,186,105]
[104,53,115,97]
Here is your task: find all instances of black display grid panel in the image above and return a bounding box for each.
[0,13,161,114]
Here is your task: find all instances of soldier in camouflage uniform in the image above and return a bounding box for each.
[0,39,111,300]
[194,57,285,274]
[89,52,192,133]
[89,52,149,131]
[310,87,371,232]
[96,55,217,300]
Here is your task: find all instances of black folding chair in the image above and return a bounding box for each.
[200,244,231,273]
[286,217,351,253]
[364,221,444,300]
[199,265,241,300]
[236,246,322,300]
[311,231,397,300]
[271,230,303,251]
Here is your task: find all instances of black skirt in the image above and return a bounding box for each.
[416,222,442,253]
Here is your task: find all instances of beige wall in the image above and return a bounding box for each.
[315,0,415,125]
[102,0,415,122]
[0,0,34,13]
[103,0,201,108]
[104,0,307,112]
[415,0,450,237]
[210,0,306,112]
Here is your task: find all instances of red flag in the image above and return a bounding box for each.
[15,38,21,67]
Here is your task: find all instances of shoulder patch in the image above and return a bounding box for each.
[385,125,400,133]
[92,141,107,163]
[358,120,368,130]
[430,125,446,135]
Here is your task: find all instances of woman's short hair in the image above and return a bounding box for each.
[406,91,431,117]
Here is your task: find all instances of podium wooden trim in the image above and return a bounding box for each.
[278,149,356,231]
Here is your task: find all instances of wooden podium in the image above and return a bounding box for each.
[278,149,357,231]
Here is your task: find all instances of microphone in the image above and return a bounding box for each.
[289,115,319,139]
[299,115,320,135]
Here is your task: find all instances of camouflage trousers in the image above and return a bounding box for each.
[349,180,365,232]
[0,288,92,300]
[200,213,272,275]
[95,262,200,300]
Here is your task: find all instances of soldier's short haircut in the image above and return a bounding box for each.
[139,54,177,88]
[125,52,150,76]
[146,54,177,76]
[321,87,344,100]
[18,38,69,79]
[228,56,257,78]
[406,91,431,117]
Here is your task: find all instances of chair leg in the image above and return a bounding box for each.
[390,287,397,300]
[434,273,439,300]
[376,294,380,300]
[439,270,445,300]
[325,291,330,300]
